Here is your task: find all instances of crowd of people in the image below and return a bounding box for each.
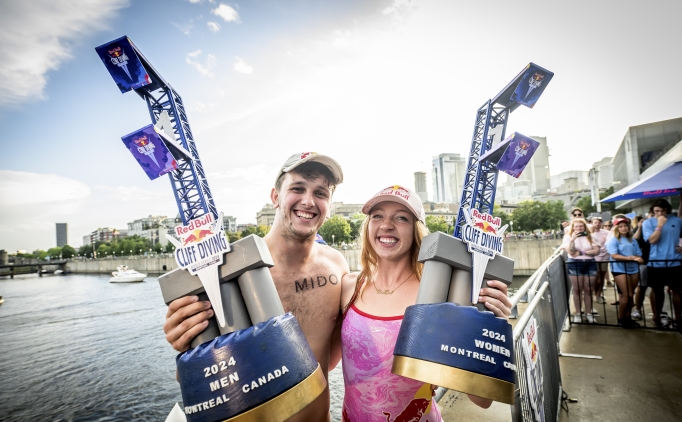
[560,199,682,329]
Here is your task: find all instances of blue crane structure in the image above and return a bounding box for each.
[453,63,554,239]
[96,36,217,225]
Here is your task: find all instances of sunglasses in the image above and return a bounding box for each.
[572,213,583,217]
[604,224,613,228]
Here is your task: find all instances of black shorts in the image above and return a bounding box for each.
[647,266,682,291]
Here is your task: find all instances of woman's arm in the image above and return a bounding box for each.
[329,272,361,371]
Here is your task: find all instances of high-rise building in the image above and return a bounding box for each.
[256,204,276,226]
[56,223,67,247]
[590,157,614,189]
[431,153,466,204]
[414,171,428,202]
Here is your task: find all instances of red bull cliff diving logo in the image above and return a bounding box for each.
[462,208,509,304]
[512,139,531,166]
[133,134,159,168]
[525,71,545,99]
[166,212,231,327]
[108,45,131,80]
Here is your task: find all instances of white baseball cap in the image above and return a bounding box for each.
[362,185,425,223]
[275,152,344,185]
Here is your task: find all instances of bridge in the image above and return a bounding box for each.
[0,260,68,278]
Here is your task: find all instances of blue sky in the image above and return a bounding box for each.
[1,0,681,252]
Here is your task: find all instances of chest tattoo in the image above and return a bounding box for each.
[294,274,339,293]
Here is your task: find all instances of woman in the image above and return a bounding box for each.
[562,218,600,323]
[631,215,650,321]
[331,186,511,422]
[605,216,644,328]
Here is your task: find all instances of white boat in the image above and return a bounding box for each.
[0,295,4,305]
[54,269,64,275]
[109,266,147,283]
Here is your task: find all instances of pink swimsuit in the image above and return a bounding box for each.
[341,304,442,422]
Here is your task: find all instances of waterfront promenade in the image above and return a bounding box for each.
[5,237,560,277]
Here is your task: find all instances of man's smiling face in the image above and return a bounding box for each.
[272,172,331,240]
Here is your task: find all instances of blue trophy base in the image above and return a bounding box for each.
[177,313,326,422]
[392,303,515,404]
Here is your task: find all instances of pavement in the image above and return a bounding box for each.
[439,324,682,421]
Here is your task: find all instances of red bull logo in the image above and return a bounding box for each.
[382,398,430,422]
[108,46,123,58]
[182,229,214,246]
[133,135,149,146]
[532,72,545,82]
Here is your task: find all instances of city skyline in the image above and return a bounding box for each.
[1,0,682,251]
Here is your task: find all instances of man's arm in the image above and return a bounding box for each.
[647,216,666,244]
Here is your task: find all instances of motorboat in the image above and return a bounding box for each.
[0,295,4,305]
[109,265,146,283]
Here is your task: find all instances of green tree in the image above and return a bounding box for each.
[78,244,93,257]
[226,231,241,243]
[240,226,258,238]
[574,187,622,216]
[255,225,271,237]
[319,215,351,244]
[493,205,511,228]
[46,247,62,259]
[61,245,76,258]
[511,200,566,231]
[153,242,163,253]
[425,215,449,234]
[349,213,366,240]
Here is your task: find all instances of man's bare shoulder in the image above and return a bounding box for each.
[315,243,350,272]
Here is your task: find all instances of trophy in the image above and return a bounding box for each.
[159,216,326,422]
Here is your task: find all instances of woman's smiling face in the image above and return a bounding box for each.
[367,201,415,262]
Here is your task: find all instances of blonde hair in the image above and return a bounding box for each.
[568,218,593,245]
[357,211,430,299]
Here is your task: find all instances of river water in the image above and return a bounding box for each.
[0,274,346,421]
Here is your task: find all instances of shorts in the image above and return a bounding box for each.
[597,262,609,272]
[647,265,682,291]
[567,258,597,277]
[638,265,648,287]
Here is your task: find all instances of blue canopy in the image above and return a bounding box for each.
[601,161,682,202]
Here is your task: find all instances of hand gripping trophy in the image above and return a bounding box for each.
[391,63,554,404]
[95,36,326,422]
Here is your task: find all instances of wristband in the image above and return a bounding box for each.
[655,227,662,231]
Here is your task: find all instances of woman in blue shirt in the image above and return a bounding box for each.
[606,216,644,328]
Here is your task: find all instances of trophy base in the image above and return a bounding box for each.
[224,364,327,422]
[392,355,514,405]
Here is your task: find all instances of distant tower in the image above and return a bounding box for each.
[431,153,466,203]
[414,171,428,202]
[56,223,68,247]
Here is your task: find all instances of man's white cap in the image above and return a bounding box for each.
[361,185,426,223]
[275,152,344,184]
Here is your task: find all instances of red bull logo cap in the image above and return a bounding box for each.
[362,185,425,224]
[276,152,344,185]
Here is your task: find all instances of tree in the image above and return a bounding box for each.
[153,242,163,253]
[61,245,76,258]
[425,215,449,234]
[319,215,351,244]
[574,187,623,216]
[226,231,241,243]
[349,212,366,240]
[511,200,566,231]
[165,241,176,253]
[240,226,258,238]
[255,225,271,237]
[493,205,511,228]
[46,247,62,259]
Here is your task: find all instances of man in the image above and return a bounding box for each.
[164,152,350,422]
[590,217,610,306]
[642,199,682,328]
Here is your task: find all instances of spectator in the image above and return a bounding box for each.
[562,218,600,323]
[631,215,650,321]
[642,198,682,328]
[606,216,644,328]
[602,219,615,287]
[590,217,610,306]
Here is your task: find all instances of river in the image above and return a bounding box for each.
[0,274,346,421]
